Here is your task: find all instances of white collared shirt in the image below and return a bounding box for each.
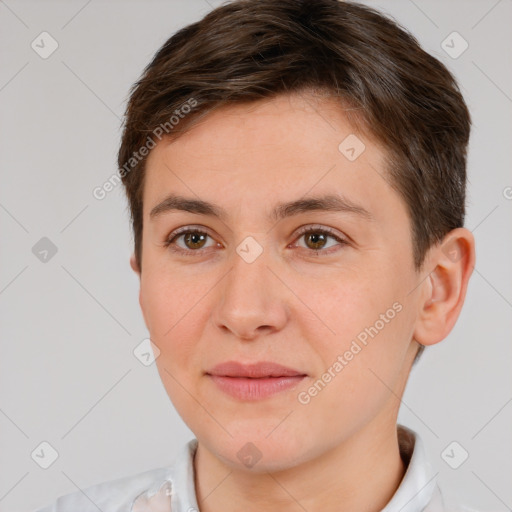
[34,425,477,512]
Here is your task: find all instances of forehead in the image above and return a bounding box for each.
[158,92,372,158]
[142,92,401,225]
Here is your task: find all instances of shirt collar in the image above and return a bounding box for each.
[131,424,441,512]
[381,425,440,512]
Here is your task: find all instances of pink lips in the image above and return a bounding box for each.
[206,361,307,401]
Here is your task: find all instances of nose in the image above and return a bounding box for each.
[210,247,289,341]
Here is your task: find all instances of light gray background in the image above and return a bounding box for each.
[0,1,511,511]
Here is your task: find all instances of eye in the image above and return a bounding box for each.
[163,227,218,255]
[292,225,347,255]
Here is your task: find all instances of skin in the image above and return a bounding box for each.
[130,91,475,512]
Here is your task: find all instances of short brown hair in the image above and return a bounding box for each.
[118,0,471,362]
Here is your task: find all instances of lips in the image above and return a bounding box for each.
[207,360,306,378]
[206,361,307,401]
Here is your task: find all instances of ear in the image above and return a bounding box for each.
[130,252,150,329]
[413,227,476,347]
[130,253,141,278]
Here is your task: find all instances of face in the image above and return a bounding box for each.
[135,92,423,472]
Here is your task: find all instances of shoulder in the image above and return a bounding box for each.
[33,438,199,512]
[33,465,173,512]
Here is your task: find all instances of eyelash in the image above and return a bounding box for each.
[163,225,348,257]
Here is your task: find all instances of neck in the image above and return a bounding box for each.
[194,419,406,512]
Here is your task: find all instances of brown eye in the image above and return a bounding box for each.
[304,232,329,250]
[294,226,347,255]
[182,231,208,250]
[164,228,217,255]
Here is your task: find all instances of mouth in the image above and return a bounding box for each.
[206,360,307,401]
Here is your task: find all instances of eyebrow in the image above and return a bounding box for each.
[149,193,374,222]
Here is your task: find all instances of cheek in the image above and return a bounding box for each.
[299,273,412,405]
[140,271,207,389]
[141,267,201,336]
[296,312,411,441]
[300,267,405,349]
[145,272,208,423]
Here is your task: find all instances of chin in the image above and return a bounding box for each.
[203,428,315,473]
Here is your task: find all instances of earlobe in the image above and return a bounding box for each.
[413,228,475,347]
[130,253,141,278]
[129,253,149,328]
